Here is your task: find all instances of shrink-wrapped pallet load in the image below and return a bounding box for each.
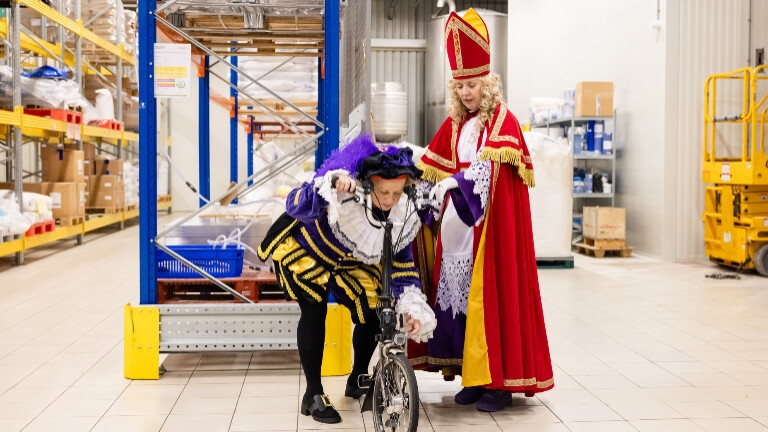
[525,132,573,259]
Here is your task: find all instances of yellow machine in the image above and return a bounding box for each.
[702,66,768,276]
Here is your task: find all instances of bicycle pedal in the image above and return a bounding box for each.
[357,374,373,388]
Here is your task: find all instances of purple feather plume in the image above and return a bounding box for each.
[315,134,379,178]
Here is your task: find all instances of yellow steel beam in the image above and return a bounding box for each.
[18,0,135,64]
[0,237,24,257]
[124,207,139,221]
[82,125,123,141]
[0,107,22,127]
[0,19,78,67]
[123,131,139,142]
[84,212,123,232]
[23,224,83,249]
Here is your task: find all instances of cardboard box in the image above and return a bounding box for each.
[575,82,614,117]
[583,206,625,240]
[41,147,85,183]
[124,97,139,131]
[94,156,124,176]
[82,142,97,165]
[0,182,45,194]
[19,9,59,43]
[47,182,86,220]
[88,175,124,209]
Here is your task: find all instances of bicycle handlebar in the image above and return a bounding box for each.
[330,175,437,212]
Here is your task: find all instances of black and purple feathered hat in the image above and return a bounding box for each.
[316,134,422,181]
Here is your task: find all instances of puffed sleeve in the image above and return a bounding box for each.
[391,246,436,343]
[390,246,421,299]
[285,182,329,223]
[448,159,491,227]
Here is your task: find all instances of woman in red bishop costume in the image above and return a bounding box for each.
[411,8,554,412]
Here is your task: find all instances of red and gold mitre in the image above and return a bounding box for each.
[444,8,490,80]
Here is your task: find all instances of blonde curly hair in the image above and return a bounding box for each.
[446,73,503,133]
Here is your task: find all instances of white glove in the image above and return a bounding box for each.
[428,176,458,209]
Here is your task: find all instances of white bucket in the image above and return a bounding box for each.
[371,82,408,142]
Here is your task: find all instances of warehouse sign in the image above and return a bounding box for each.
[154,43,191,98]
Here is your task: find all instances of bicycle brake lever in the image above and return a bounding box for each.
[341,195,360,204]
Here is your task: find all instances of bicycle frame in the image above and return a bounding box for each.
[353,186,427,425]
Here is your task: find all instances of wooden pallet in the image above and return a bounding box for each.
[158,195,172,203]
[86,207,121,215]
[157,11,324,56]
[575,238,634,258]
[56,215,85,227]
[157,269,282,304]
[536,256,575,269]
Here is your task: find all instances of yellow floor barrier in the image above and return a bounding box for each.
[123,304,160,380]
[321,303,353,377]
[124,302,352,379]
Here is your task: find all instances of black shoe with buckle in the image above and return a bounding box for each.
[345,374,371,399]
[300,394,342,424]
[344,383,367,399]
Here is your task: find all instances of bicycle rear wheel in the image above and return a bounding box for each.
[372,351,419,432]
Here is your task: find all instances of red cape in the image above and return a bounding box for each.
[413,103,553,393]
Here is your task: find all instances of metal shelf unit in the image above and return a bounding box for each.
[122,1,345,377]
[532,113,618,233]
[138,0,341,304]
[0,0,151,263]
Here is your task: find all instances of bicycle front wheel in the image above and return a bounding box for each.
[372,351,419,432]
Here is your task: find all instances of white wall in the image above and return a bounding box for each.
[169,61,250,212]
[668,0,756,262]
[508,0,667,257]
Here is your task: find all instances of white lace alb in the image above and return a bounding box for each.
[436,252,473,317]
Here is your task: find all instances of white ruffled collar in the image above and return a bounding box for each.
[315,170,421,265]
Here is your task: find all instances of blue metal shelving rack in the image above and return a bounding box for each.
[138,0,340,304]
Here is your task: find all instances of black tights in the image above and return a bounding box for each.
[297,301,380,398]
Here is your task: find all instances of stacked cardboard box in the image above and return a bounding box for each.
[575,82,614,117]
[81,144,125,211]
[39,146,87,223]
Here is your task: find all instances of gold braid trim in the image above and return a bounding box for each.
[478,147,536,188]
[417,162,452,184]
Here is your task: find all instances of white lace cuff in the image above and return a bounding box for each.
[314,169,350,225]
[395,285,436,343]
[464,159,491,211]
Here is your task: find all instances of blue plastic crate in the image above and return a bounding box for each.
[156,244,244,279]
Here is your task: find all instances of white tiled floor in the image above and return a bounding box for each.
[2,218,768,431]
